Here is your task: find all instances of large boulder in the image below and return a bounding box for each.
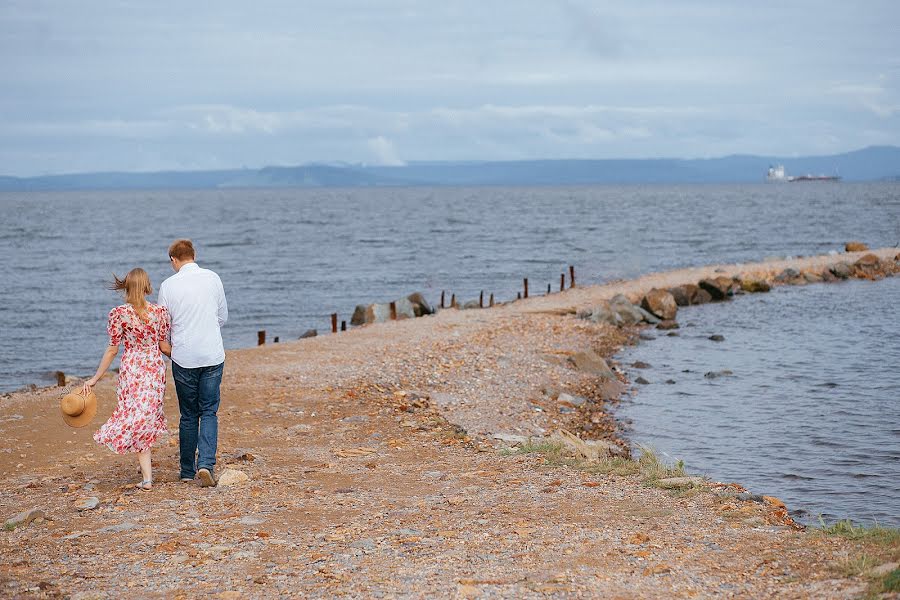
[668,285,696,306]
[830,262,852,279]
[845,241,869,252]
[699,278,730,301]
[691,287,713,305]
[407,292,434,316]
[740,278,771,293]
[640,289,677,320]
[774,268,804,285]
[568,350,615,380]
[853,254,883,279]
[350,304,368,326]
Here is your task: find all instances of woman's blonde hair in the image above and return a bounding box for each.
[110,268,152,320]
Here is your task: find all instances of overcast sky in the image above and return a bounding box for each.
[1,1,898,175]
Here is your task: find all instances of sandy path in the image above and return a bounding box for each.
[1,248,896,598]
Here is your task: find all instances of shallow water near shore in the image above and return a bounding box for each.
[619,276,900,527]
[1,182,898,392]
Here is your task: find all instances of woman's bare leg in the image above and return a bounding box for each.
[138,450,152,485]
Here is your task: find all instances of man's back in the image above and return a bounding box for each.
[158,263,228,368]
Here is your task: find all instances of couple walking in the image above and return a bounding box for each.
[84,239,227,490]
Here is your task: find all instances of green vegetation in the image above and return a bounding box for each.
[501,441,689,486]
[817,518,900,546]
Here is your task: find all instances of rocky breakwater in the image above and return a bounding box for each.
[350,292,434,326]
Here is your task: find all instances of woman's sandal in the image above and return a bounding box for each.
[136,480,153,491]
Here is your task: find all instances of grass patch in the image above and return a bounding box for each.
[501,440,689,484]
[3,522,15,532]
[817,518,900,547]
[834,554,879,578]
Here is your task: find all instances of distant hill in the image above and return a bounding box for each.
[1,146,898,191]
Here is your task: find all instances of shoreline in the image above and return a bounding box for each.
[1,248,898,597]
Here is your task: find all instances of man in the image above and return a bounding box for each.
[158,239,228,488]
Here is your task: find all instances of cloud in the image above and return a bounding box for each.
[367,136,405,166]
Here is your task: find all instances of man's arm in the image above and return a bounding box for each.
[215,275,228,327]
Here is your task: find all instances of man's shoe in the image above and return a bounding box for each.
[180,477,194,483]
[198,468,216,488]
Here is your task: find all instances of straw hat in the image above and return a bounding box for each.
[60,389,97,428]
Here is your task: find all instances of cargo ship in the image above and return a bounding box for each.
[766,165,841,182]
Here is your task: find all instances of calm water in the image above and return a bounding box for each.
[619,277,900,526]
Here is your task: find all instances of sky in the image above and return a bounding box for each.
[1,1,899,176]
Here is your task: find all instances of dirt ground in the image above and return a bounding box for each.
[1,249,898,599]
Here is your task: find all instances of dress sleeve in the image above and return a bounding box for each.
[107,307,123,346]
[158,305,171,342]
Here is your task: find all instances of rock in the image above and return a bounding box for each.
[845,241,869,252]
[350,304,369,326]
[364,303,392,324]
[612,302,650,325]
[75,497,100,511]
[4,508,44,529]
[698,278,730,301]
[584,304,620,326]
[641,289,678,320]
[462,300,481,309]
[691,288,714,305]
[298,329,317,339]
[854,253,880,268]
[708,334,725,342]
[238,516,266,526]
[569,350,615,380]
[668,285,692,307]
[870,561,899,577]
[393,297,416,319]
[557,393,587,408]
[406,292,434,316]
[665,379,676,384]
[830,262,852,279]
[656,320,679,330]
[704,369,734,379]
[774,268,802,284]
[216,469,249,487]
[803,271,823,283]
[740,279,770,293]
[656,476,704,489]
[634,306,661,324]
[492,433,528,445]
[666,331,679,337]
[631,361,652,369]
[635,377,650,385]
[98,521,138,534]
[350,538,377,551]
[821,269,837,282]
[550,429,625,460]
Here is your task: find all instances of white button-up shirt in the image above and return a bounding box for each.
[158,262,228,368]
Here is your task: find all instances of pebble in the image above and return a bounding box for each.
[655,477,705,489]
[238,516,266,526]
[635,377,650,385]
[556,393,587,407]
[75,497,100,511]
[97,522,138,534]
[709,334,725,342]
[217,469,250,487]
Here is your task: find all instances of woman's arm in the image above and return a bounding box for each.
[159,340,172,358]
[82,345,119,394]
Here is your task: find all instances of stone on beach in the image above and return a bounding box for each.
[698,278,731,301]
[216,469,249,487]
[298,329,318,339]
[656,320,679,330]
[568,350,615,380]
[656,476,705,489]
[75,497,100,511]
[640,288,678,320]
[550,429,625,460]
[829,262,852,279]
[351,293,429,325]
[4,507,44,529]
[740,279,771,293]
[844,241,869,252]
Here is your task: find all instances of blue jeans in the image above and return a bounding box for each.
[172,361,224,479]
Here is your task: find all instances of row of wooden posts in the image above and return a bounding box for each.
[253,265,576,346]
[48,267,577,386]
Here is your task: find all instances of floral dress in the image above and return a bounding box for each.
[94,303,170,454]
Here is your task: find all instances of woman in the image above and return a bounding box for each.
[84,268,172,491]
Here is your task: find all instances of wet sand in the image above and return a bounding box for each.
[1,248,898,598]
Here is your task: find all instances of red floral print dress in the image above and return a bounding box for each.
[94,303,170,454]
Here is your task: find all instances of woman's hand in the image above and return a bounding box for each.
[82,378,97,395]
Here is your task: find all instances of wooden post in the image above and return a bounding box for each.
[341,321,347,331]
[56,371,65,387]
[257,330,266,346]
[560,273,565,291]
[274,336,279,343]
[569,265,575,287]
[389,301,397,320]
[547,283,551,294]
[331,313,338,333]
[440,291,445,309]
[517,292,521,300]
[523,278,529,299]
[479,291,484,308]
[450,294,457,308]
[489,293,494,307]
